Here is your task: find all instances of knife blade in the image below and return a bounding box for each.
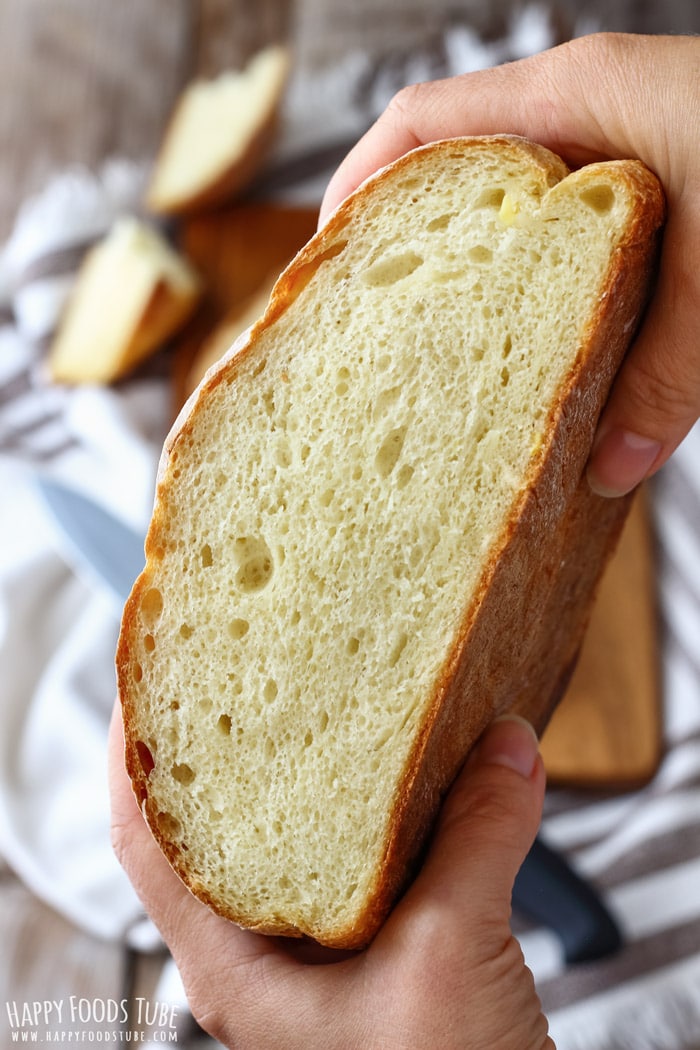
[37,477,144,606]
[35,476,622,962]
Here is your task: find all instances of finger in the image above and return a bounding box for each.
[426,716,545,910]
[386,716,545,953]
[319,35,625,223]
[587,200,700,495]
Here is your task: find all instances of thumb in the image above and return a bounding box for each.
[586,198,700,496]
[431,716,545,909]
[393,716,546,944]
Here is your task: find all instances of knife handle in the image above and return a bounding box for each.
[513,835,622,964]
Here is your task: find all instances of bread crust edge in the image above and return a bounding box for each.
[116,136,665,949]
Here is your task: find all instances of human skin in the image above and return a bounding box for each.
[110,709,553,1049]
[320,33,700,499]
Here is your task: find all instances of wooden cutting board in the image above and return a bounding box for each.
[173,203,662,791]
[541,489,662,789]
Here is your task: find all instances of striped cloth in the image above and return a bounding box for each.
[517,427,700,1049]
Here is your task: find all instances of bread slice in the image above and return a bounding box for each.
[117,136,664,948]
[48,217,201,384]
[146,47,289,216]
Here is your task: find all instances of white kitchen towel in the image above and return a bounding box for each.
[0,159,169,946]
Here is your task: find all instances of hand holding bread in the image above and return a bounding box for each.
[110,705,553,1050]
[116,134,663,949]
[322,33,700,499]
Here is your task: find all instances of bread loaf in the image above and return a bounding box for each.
[49,217,201,384]
[146,47,289,216]
[117,136,664,948]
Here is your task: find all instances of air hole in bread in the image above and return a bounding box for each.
[388,631,408,668]
[263,679,278,703]
[179,623,194,640]
[135,740,155,776]
[476,186,506,209]
[502,333,513,359]
[262,389,275,417]
[580,185,616,214]
[217,713,232,736]
[396,464,414,489]
[347,636,360,656]
[336,365,351,392]
[144,633,155,652]
[426,213,454,232]
[140,587,163,627]
[201,544,213,568]
[156,810,181,841]
[172,762,195,785]
[234,536,274,593]
[134,662,143,683]
[500,366,510,387]
[468,245,493,265]
[228,618,249,640]
[362,251,424,288]
[376,425,408,478]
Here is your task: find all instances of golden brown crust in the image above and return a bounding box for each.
[117,135,665,949]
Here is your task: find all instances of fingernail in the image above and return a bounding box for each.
[477,716,540,779]
[587,427,662,497]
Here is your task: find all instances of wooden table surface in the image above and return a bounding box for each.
[1,0,698,242]
[1,1,698,1044]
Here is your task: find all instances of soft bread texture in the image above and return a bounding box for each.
[117,136,664,948]
[49,218,201,384]
[146,47,289,216]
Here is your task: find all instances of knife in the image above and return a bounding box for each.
[36,476,623,962]
[37,477,145,607]
[513,835,622,963]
